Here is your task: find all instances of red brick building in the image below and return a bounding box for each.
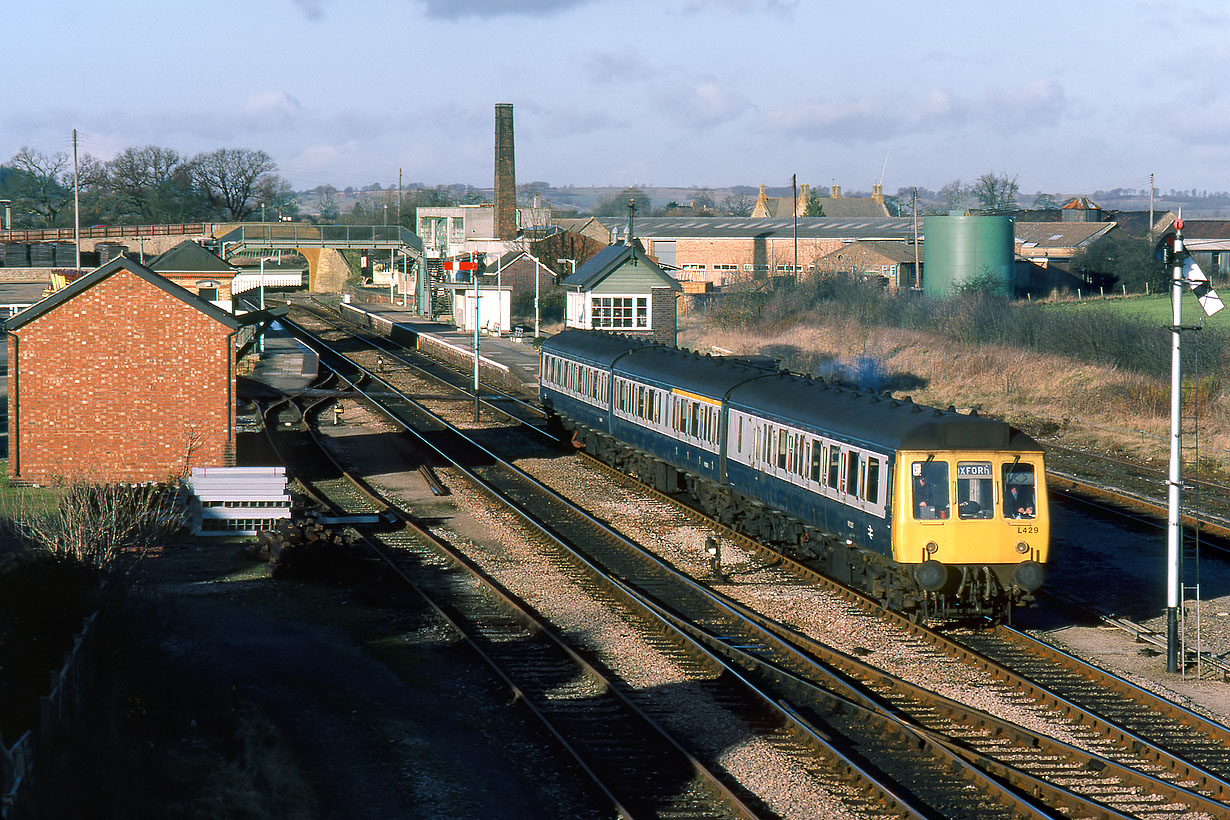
[6,256,246,484]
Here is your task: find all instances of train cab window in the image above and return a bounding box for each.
[1002,463,1037,519]
[956,461,994,519]
[912,461,950,520]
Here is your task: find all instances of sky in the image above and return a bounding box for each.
[5,0,1229,198]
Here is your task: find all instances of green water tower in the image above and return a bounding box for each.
[922,213,1014,296]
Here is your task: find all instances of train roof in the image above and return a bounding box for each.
[726,375,1042,453]
[613,345,776,398]
[540,330,656,368]
[541,330,1041,453]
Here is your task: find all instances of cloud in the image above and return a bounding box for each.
[583,52,749,129]
[585,50,657,85]
[653,76,749,128]
[763,78,1069,142]
[679,0,796,12]
[291,0,327,20]
[416,0,594,19]
[242,91,303,121]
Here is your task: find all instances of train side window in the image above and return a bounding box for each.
[777,429,788,470]
[957,461,994,519]
[865,458,881,505]
[844,450,859,497]
[1002,462,1037,519]
[810,441,824,484]
[824,446,838,488]
[912,461,950,520]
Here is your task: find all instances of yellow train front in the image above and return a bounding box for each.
[892,447,1048,617]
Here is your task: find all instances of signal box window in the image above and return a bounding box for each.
[956,461,994,519]
[1003,463,1037,519]
[912,461,950,520]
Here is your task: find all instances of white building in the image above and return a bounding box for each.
[417,203,552,262]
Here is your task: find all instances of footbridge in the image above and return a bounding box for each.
[219,224,424,293]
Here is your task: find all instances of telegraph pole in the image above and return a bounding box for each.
[792,173,798,282]
[72,129,81,271]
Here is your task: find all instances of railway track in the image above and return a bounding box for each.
[272,315,1230,819]
[257,384,763,819]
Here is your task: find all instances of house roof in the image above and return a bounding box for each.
[561,241,682,292]
[1013,221,1115,250]
[1177,220,1230,239]
[1062,196,1102,210]
[816,197,891,218]
[5,255,244,333]
[148,240,236,275]
[489,248,541,270]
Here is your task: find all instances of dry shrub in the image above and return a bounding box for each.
[10,481,187,575]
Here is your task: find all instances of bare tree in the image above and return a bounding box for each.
[314,184,341,221]
[938,179,968,212]
[254,174,299,221]
[8,147,73,226]
[721,192,754,216]
[969,172,1020,211]
[1032,192,1061,210]
[188,147,276,220]
[98,145,208,222]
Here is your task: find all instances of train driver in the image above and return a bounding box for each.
[1005,483,1035,519]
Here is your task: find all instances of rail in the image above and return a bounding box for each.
[1,223,210,242]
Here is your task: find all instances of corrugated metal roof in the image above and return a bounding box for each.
[1013,221,1115,248]
[592,216,914,240]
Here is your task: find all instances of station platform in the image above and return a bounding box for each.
[337,301,542,396]
[239,321,319,398]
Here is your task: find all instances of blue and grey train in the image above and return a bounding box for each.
[539,330,1048,618]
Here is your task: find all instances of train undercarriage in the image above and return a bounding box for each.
[567,422,1035,622]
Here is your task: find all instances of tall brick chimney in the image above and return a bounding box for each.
[494,103,517,241]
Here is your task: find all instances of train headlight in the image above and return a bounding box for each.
[924,541,939,555]
[1015,541,1030,555]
